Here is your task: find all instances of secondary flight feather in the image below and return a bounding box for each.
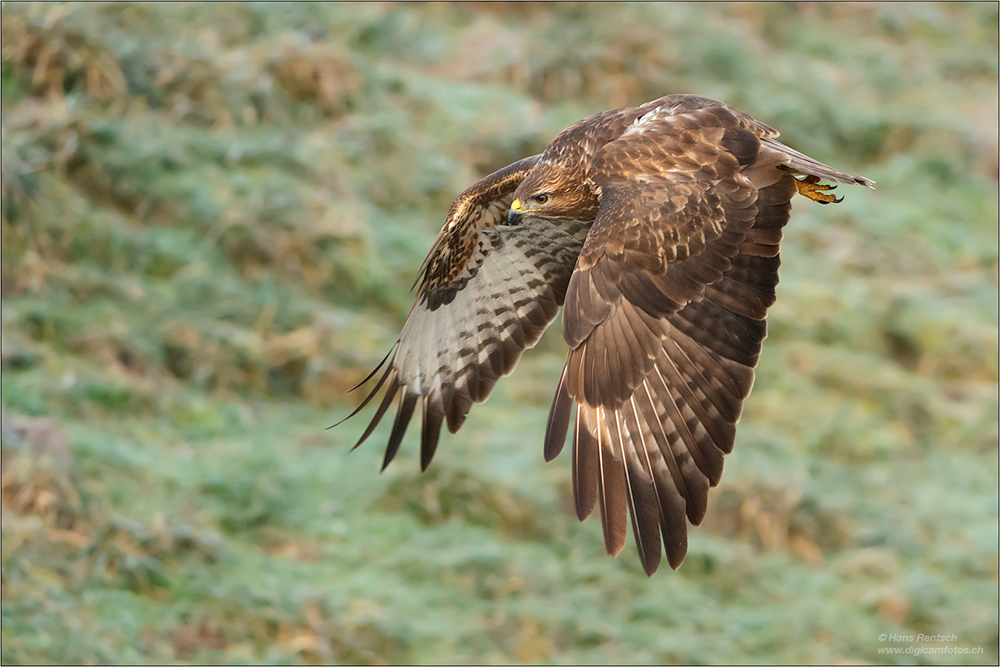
[337,94,873,576]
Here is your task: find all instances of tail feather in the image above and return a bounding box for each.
[766,137,875,188]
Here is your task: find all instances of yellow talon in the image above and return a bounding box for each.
[795,174,842,204]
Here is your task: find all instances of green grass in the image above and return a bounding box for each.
[2,2,997,664]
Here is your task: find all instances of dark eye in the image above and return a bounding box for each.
[534,194,549,204]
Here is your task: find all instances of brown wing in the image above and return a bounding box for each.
[343,156,590,471]
[542,100,871,575]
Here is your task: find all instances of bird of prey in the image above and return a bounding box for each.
[339,94,873,576]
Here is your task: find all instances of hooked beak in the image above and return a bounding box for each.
[507,198,523,226]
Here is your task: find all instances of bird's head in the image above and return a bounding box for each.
[507,160,599,226]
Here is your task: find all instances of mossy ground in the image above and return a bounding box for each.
[2,3,997,664]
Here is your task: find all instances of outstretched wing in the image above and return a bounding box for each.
[543,100,871,575]
[344,156,590,471]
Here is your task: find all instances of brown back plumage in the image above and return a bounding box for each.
[342,94,873,575]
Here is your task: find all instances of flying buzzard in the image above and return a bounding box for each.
[340,94,873,576]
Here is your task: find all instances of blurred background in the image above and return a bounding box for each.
[1,2,997,664]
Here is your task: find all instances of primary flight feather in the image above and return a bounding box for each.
[339,94,873,576]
